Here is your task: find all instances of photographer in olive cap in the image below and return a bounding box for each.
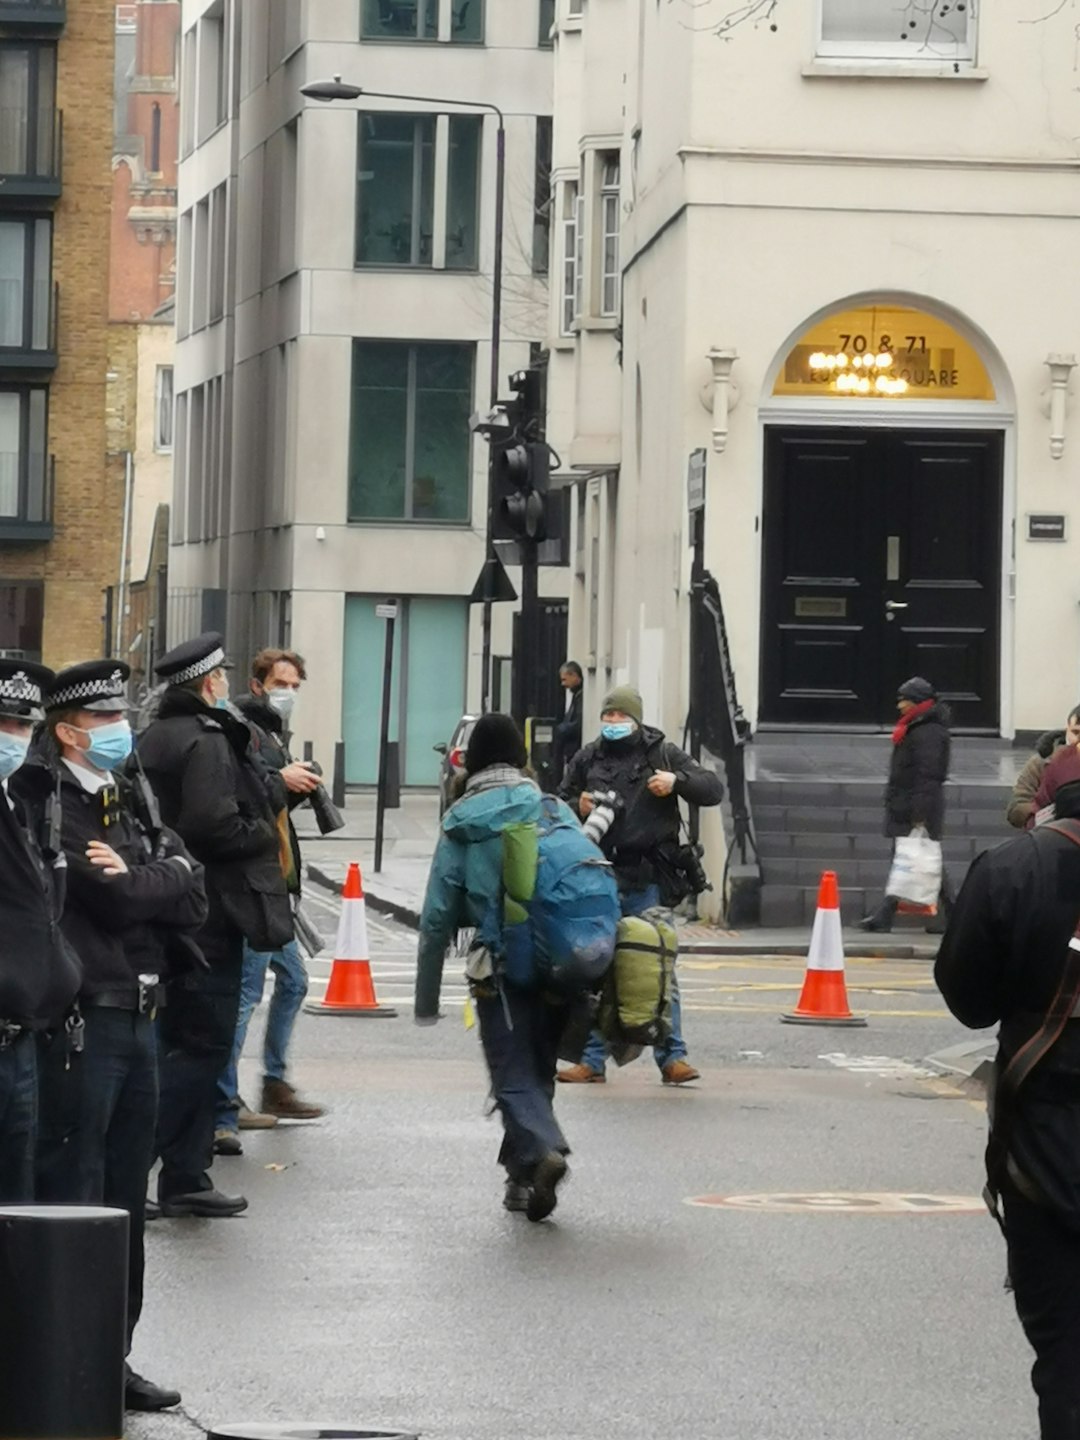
[558,684,723,1085]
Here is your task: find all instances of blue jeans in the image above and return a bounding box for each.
[216,940,308,1132]
[0,1033,37,1204]
[477,985,569,1180]
[581,883,689,1074]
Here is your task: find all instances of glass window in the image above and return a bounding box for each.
[155,366,174,451]
[0,225,25,349]
[361,0,438,40]
[0,44,57,179]
[449,0,483,42]
[539,0,555,44]
[560,182,578,336]
[0,387,47,519]
[600,155,620,317]
[356,113,435,267]
[0,581,44,660]
[0,219,52,351]
[0,392,18,515]
[820,0,975,60]
[567,0,583,16]
[349,341,474,523]
[533,117,553,274]
[573,188,584,322]
[445,115,480,270]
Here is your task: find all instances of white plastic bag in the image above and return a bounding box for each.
[886,826,942,907]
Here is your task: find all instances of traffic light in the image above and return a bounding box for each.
[490,365,549,543]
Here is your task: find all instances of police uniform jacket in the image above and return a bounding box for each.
[45,756,208,997]
[136,687,292,952]
[559,724,723,886]
[936,816,1080,1223]
[236,694,302,897]
[0,761,81,1028]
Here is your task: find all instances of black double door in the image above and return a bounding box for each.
[760,426,1003,730]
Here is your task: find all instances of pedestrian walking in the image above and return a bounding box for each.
[556,684,723,1085]
[28,660,206,1413]
[1007,707,1080,829]
[936,774,1080,1440]
[550,660,584,784]
[415,713,575,1222]
[859,676,952,933]
[214,647,325,1156]
[0,660,80,1205]
[138,633,292,1217]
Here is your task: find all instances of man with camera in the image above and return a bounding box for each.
[557,684,723,1085]
[213,648,326,1154]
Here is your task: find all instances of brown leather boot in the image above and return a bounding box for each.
[556,1063,606,1084]
[261,1078,326,1120]
[661,1060,701,1086]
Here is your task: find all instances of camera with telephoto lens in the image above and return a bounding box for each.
[675,840,711,896]
[300,759,346,835]
[582,789,623,846]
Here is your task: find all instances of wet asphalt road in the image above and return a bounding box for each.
[127,906,1029,1440]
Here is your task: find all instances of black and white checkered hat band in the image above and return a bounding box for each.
[169,646,225,685]
[49,668,127,710]
[0,672,42,706]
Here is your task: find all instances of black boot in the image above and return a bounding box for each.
[859,897,898,933]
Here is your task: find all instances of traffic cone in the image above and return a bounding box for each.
[304,862,397,1018]
[780,871,866,1027]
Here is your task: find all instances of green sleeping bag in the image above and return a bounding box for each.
[597,910,676,1048]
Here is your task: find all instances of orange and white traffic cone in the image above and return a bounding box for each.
[780,871,866,1027]
[304,862,397,1018]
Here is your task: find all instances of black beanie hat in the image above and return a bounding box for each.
[897,676,936,704]
[464,713,527,777]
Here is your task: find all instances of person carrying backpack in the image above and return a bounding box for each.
[415,713,607,1222]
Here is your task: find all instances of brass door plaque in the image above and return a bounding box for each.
[795,597,847,619]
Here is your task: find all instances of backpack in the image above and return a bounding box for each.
[499,796,621,994]
[597,910,677,1047]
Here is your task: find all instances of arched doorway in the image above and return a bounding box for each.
[759,299,1010,732]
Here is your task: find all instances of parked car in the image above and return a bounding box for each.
[434,713,478,816]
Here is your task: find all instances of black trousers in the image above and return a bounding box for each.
[36,1008,157,1347]
[476,986,569,1183]
[156,942,241,1200]
[0,1032,37,1204]
[1004,1190,1080,1439]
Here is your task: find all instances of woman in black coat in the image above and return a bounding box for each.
[860,676,952,933]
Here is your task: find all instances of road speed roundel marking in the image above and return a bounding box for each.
[684,1192,985,1215]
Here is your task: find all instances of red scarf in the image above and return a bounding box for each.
[892,698,934,745]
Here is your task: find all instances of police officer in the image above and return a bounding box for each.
[558,684,723,1086]
[138,633,292,1217]
[30,660,207,1412]
[0,660,80,1203]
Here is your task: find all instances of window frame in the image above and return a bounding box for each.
[348,340,476,526]
[815,0,977,64]
[0,40,58,181]
[599,155,620,319]
[360,0,485,44]
[532,115,553,275]
[538,0,555,45]
[0,214,51,354]
[0,579,44,661]
[356,112,436,269]
[0,384,48,524]
[154,365,174,453]
[558,180,578,337]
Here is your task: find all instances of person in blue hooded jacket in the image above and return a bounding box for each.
[415,713,578,1222]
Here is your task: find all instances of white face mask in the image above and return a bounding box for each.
[266,688,297,721]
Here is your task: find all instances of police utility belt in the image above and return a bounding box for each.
[81,974,164,1018]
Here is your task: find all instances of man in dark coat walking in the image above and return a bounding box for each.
[860,676,951,933]
[936,776,1080,1439]
[551,661,584,784]
[0,659,81,1204]
[138,633,292,1216]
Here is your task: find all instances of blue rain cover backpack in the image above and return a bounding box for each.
[501,796,621,993]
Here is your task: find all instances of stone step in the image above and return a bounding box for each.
[749,778,1013,811]
[758,883,954,930]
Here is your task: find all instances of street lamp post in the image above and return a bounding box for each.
[301,76,505,713]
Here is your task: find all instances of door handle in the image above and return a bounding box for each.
[885,601,908,610]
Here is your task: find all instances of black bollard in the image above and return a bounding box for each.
[209,1429,418,1440]
[0,1205,128,1440]
[331,739,346,808]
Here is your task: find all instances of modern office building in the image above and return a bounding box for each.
[173,0,554,778]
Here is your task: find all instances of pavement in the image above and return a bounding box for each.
[298,792,941,958]
[124,899,1022,1440]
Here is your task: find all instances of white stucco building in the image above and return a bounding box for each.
[173,0,555,778]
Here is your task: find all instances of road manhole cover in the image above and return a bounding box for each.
[685,1191,984,1214]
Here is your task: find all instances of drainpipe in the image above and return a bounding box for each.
[115,449,133,656]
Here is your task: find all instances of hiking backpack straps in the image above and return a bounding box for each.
[983,819,1080,1230]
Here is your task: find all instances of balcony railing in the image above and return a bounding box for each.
[0,108,62,199]
[0,280,58,370]
[0,453,54,542]
[0,0,66,25]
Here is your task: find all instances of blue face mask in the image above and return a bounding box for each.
[81,720,133,773]
[601,722,635,743]
[0,730,30,780]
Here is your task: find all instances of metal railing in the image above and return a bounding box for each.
[692,568,761,923]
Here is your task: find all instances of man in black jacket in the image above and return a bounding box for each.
[0,659,81,1204]
[30,659,206,1413]
[936,778,1080,1440]
[557,684,723,1085]
[550,661,584,784]
[860,675,952,933]
[214,646,324,1155]
[138,633,292,1216]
